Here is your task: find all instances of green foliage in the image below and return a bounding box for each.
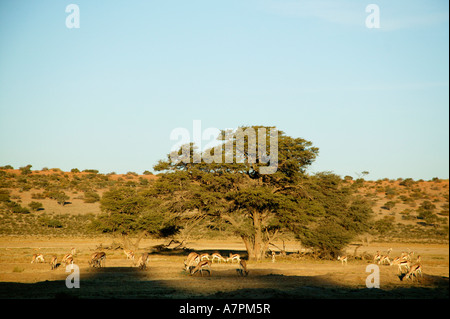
[45,190,70,206]
[38,216,63,228]
[299,222,353,257]
[417,210,439,226]
[0,189,11,202]
[152,127,373,260]
[373,216,395,235]
[28,201,44,211]
[294,173,373,257]
[91,187,167,237]
[399,178,415,187]
[82,169,99,174]
[419,200,436,211]
[83,191,100,203]
[19,165,32,175]
[3,201,30,214]
[382,201,396,210]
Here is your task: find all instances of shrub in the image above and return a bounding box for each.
[45,190,70,206]
[419,200,436,211]
[399,178,415,187]
[0,189,11,202]
[19,165,32,175]
[417,210,439,226]
[373,216,395,235]
[83,169,99,174]
[38,216,63,228]
[28,201,44,211]
[3,201,30,214]
[381,201,396,210]
[83,191,100,203]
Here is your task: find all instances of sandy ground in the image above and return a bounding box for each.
[0,237,448,299]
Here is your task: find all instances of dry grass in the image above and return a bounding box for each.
[0,237,447,299]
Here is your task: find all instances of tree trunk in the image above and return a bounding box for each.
[119,231,147,251]
[253,211,263,261]
[241,236,254,260]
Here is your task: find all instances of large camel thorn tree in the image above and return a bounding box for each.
[153,126,373,261]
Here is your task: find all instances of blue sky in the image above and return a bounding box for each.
[0,0,448,180]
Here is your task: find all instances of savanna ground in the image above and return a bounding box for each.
[0,170,448,300]
[0,236,448,299]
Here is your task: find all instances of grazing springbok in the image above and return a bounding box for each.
[61,253,72,265]
[373,251,381,264]
[403,264,422,281]
[211,253,226,264]
[184,252,200,271]
[64,256,74,266]
[136,253,149,270]
[199,253,210,261]
[378,255,391,265]
[391,257,411,274]
[50,255,58,270]
[89,252,106,268]
[236,260,249,277]
[190,260,212,277]
[227,253,241,264]
[337,255,348,265]
[124,249,135,261]
[31,254,45,264]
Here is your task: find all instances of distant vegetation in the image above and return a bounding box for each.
[0,127,448,257]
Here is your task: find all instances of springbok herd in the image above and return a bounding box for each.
[29,248,249,277]
[337,247,424,281]
[29,247,423,281]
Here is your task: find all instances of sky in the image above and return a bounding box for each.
[0,0,448,180]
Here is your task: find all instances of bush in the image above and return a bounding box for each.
[28,201,44,211]
[298,222,353,258]
[38,216,63,228]
[3,201,30,214]
[373,216,395,235]
[83,169,99,174]
[19,165,32,175]
[381,201,396,210]
[83,191,100,203]
[417,210,439,225]
[45,190,70,206]
[419,200,436,211]
[399,178,415,187]
[0,189,11,202]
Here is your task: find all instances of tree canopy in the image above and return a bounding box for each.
[150,126,373,260]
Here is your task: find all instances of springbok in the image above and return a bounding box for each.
[137,253,149,270]
[31,254,45,264]
[211,253,226,263]
[337,255,348,265]
[124,249,135,261]
[184,252,200,271]
[50,256,58,270]
[227,253,241,264]
[190,260,212,277]
[403,264,422,281]
[236,260,249,277]
[89,252,106,268]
